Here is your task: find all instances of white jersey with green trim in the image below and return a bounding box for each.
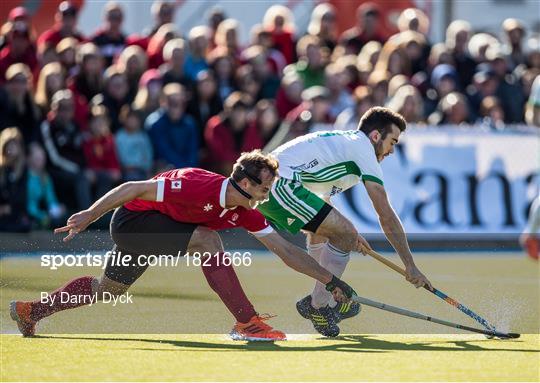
[271,130,383,199]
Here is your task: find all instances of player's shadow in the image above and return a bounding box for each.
[33,334,538,354]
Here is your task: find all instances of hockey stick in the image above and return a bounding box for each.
[350,294,520,339]
[364,249,498,332]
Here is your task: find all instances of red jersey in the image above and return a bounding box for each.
[124,168,273,236]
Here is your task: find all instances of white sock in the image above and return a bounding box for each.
[307,241,326,263]
[310,243,350,309]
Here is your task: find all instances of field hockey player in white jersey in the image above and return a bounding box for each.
[257,106,433,337]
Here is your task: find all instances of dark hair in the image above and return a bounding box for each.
[231,149,278,183]
[357,106,407,138]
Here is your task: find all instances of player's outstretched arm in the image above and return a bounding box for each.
[365,181,432,289]
[54,180,158,242]
[256,232,356,302]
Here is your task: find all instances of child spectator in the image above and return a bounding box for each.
[115,105,153,181]
[26,142,65,229]
[40,89,91,211]
[82,106,121,198]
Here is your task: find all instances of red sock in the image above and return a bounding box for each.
[201,253,256,323]
[30,276,97,322]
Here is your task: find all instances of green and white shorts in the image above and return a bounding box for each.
[257,178,331,234]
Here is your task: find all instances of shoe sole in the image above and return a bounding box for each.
[229,332,286,342]
[10,301,35,337]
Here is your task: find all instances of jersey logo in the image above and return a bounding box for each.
[231,213,239,221]
[287,218,295,226]
[289,159,319,172]
[171,180,182,190]
[329,185,343,196]
[203,203,213,212]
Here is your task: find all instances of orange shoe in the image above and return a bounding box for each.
[230,314,287,341]
[10,301,36,337]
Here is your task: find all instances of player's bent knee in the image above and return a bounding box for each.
[316,211,357,252]
[187,227,224,254]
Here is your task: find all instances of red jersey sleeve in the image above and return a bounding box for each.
[238,209,274,237]
[155,176,189,204]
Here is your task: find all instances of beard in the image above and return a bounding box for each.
[374,140,384,162]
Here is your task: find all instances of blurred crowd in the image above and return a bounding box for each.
[0,1,539,232]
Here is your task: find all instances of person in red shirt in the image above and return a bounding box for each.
[37,2,85,51]
[82,106,122,198]
[10,150,356,341]
[205,92,263,175]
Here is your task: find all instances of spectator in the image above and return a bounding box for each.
[132,69,163,122]
[161,38,191,87]
[0,63,41,145]
[214,19,242,61]
[184,26,210,81]
[146,83,198,170]
[56,37,78,75]
[466,64,499,121]
[0,17,37,82]
[146,23,179,69]
[502,18,526,70]
[187,70,222,138]
[0,127,30,232]
[92,67,129,133]
[242,45,280,99]
[486,45,526,123]
[83,106,121,198]
[37,1,84,51]
[427,42,454,72]
[262,5,296,65]
[324,62,354,120]
[386,84,424,123]
[468,33,499,64]
[265,86,332,152]
[40,89,91,211]
[204,91,258,174]
[374,40,411,77]
[397,8,430,37]
[69,43,104,103]
[446,20,476,88]
[307,3,338,52]
[117,45,148,102]
[396,8,431,73]
[429,91,470,125]
[285,35,325,88]
[251,99,280,147]
[335,85,374,129]
[525,74,540,126]
[425,63,459,117]
[275,72,303,119]
[206,6,226,50]
[115,105,154,181]
[339,2,387,55]
[388,74,410,98]
[26,142,65,229]
[357,41,382,83]
[397,30,428,75]
[37,42,58,68]
[35,62,65,115]
[208,47,235,102]
[479,96,505,129]
[235,64,261,104]
[367,70,390,106]
[250,25,286,75]
[127,0,176,50]
[91,2,127,67]
[336,55,361,91]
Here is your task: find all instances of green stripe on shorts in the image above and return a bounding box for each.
[257,178,327,234]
